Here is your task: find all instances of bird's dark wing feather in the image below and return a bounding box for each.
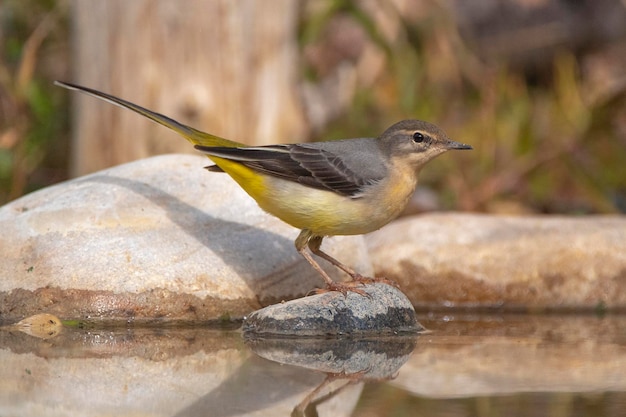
[194,143,384,197]
[288,145,375,195]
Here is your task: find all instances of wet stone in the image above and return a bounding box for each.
[243,283,423,337]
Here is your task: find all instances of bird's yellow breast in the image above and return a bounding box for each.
[215,156,418,236]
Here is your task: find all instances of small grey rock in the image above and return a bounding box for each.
[243,283,423,336]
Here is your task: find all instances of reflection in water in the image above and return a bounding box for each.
[290,375,360,417]
[2,315,626,416]
[246,335,417,378]
[246,335,418,416]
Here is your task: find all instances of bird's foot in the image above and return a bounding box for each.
[312,280,370,297]
[348,273,400,289]
[310,276,399,297]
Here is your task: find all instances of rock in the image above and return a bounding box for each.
[1,314,63,339]
[0,154,372,323]
[243,283,423,336]
[366,213,626,311]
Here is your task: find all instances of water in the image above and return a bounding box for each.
[1,313,624,416]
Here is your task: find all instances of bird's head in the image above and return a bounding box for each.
[379,119,472,169]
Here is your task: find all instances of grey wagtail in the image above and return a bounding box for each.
[55,81,472,294]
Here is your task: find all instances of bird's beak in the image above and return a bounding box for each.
[445,139,473,150]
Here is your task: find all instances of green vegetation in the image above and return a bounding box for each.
[301,0,626,213]
[0,0,69,203]
[1,0,624,214]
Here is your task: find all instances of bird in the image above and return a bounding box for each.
[55,81,472,295]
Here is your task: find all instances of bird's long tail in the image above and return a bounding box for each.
[54,81,241,148]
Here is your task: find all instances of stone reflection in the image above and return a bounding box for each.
[246,335,418,416]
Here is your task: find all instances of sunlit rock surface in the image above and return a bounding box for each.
[0,154,372,322]
[367,213,626,311]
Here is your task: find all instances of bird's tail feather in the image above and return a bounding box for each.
[54,81,240,148]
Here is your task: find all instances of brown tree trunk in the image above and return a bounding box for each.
[69,0,306,176]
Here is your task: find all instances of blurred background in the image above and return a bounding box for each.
[1,0,625,214]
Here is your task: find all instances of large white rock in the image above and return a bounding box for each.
[367,213,626,311]
[0,154,372,322]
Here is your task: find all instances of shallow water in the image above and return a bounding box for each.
[1,313,625,416]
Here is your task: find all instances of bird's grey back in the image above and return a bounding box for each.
[300,137,388,183]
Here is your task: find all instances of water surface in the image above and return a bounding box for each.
[1,313,624,416]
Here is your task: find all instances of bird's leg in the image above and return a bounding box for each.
[306,235,361,279]
[295,230,368,296]
[295,234,335,287]
[303,232,400,289]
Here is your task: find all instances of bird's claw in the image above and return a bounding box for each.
[349,274,401,289]
[313,281,370,297]
[310,275,399,298]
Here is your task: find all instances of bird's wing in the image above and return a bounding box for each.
[194,142,385,197]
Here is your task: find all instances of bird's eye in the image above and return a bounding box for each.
[413,132,425,143]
